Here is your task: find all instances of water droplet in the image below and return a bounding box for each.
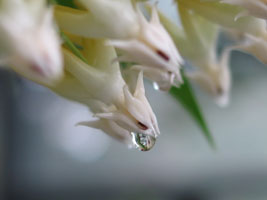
[131,132,156,151]
[153,82,159,91]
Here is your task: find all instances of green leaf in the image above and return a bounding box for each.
[60,31,88,64]
[170,71,215,149]
[53,0,78,8]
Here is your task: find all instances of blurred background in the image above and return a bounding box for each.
[1,0,267,200]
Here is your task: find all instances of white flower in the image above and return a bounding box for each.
[52,39,159,150]
[220,22,267,65]
[187,49,231,106]
[159,3,232,106]
[179,0,267,65]
[54,1,183,90]
[0,0,63,85]
[178,0,266,38]
[230,33,267,64]
[93,74,160,138]
[108,6,184,90]
[180,6,232,106]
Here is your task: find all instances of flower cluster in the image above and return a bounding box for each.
[157,0,267,106]
[0,0,266,151]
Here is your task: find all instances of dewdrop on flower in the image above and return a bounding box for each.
[0,0,63,85]
[52,39,159,150]
[77,77,158,151]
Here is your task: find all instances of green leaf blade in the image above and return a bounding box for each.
[170,72,215,149]
[60,31,88,64]
[53,0,78,8]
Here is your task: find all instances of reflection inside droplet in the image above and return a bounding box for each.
[131,132,156,151]
[153,82,160,91]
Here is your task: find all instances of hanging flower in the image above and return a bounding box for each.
[157,3,232,106]
[54,1,183,90]
[186,50,231,106]
[176,0,266,38]
[176,0,267,67]
[230,33,267,65]
[108,5,184,90]
[0,0,63,85]
[51,39,160,150]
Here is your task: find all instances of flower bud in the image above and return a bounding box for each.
[0,0,63,85]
